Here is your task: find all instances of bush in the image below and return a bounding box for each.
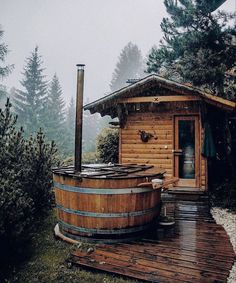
[0,99,58,264]
[23,131,57,215]
[96,128,119,163]
[209,179,236,211]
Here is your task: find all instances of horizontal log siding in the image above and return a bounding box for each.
[120,113,173,176]
[120,109,207,189]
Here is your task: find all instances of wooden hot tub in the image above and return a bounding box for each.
[53,164,164,243]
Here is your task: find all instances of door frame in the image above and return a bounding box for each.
[174,115,200,188]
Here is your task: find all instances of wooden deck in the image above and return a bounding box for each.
[70,199,235,283]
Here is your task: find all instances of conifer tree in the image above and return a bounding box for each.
[63,97,76,156]
[110,42,145,92]
[0,99,58,261]
[44,74,65,151]
[0,28,13,104]
[23,129,57,215]
[0,99,34,259]
[0,85,8,107]
[0,28,13,80]
[146,0,236,95]
[14,47,47,135]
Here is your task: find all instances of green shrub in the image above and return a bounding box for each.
[23,131,57,215]
[96,128,119,163]
[210,179,236,211]
[0,99,57,264]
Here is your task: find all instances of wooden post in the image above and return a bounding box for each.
[74,64,85,172]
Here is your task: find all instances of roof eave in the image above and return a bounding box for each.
[84,75,236,114]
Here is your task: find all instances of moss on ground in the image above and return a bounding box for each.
[5,211,137,283]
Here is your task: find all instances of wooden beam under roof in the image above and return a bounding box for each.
[117,95,200,104]
[118,94,236,111]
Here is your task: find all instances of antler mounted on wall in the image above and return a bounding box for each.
[138,130,154,143]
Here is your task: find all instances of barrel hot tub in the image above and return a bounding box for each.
[53,164,164,243]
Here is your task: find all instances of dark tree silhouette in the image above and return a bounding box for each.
[147,0,236,95]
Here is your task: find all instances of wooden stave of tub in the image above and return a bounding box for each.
[53,173,161,242]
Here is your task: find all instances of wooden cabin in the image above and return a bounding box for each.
[84,75,236,191]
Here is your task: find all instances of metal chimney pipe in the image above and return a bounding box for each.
[74,64,85,172]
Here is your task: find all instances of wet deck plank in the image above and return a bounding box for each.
[70,200,235,283]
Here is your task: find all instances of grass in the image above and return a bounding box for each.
[4,211,138,283]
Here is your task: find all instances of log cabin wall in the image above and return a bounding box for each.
[84,76,236,190]
[119,101,207,190]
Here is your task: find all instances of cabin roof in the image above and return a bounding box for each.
[84,74,236,116]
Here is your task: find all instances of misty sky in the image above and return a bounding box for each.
[0,0,235,105]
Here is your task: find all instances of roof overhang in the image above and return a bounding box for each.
[84,75,236,117]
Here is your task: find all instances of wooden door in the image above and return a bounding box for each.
[174,116,200,187]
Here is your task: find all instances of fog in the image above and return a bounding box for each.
[0,0,235,104]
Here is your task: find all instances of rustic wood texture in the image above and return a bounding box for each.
[118,95,200,104]
[53,167,164,188]
[120,105,207,189]
[53,171,162,236]
[121,113,173,175]
[70,199,235,283]
[55,189,161,229]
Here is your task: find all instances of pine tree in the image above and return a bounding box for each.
[44,74,65,151]
[0,28,13,80]
[146,0,236,95]
[224,68,236,101]
[23,129,57,215]
[0,28,13,105]
[110,42,145,92]
[0,99,34,260]
[14,47,47,135]
[63,97,76,156]
[0,99,58,262]
[0,85,8,107]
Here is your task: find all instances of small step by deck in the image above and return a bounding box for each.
[167,187,209,201]
[70,200,235,283]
